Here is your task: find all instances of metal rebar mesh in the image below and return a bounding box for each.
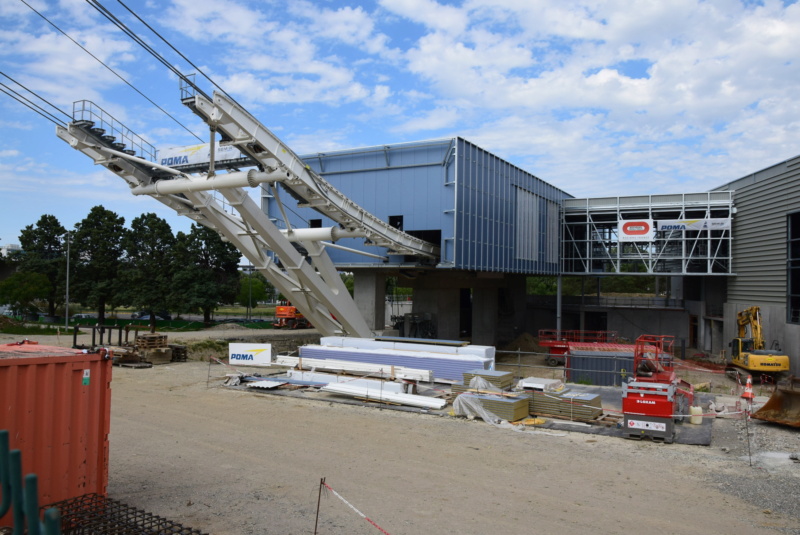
[43,493,209,535]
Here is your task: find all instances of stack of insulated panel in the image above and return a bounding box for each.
[452,369,514,395]
[528,390,603,421]
[471,394,529,422]
[300,342,493,383]
[463,369,514,389]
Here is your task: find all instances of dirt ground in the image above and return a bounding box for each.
[5,329,800,534]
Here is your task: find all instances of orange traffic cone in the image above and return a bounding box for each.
[741,375,755,401]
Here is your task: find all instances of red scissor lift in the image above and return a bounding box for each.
[621,334,694,443]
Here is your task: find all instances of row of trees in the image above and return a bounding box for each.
[0,206,263,327]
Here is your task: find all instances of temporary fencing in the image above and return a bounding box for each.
[315,478,391,535]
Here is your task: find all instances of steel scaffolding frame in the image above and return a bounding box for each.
[561,192,734,275]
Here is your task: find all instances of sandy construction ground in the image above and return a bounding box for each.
[5,329,800,534]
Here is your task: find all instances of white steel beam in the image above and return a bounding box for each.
[192,92,439,259]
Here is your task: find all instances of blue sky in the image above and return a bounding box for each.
[1,0,800,248]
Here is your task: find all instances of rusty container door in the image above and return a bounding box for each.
[0,343,112,526]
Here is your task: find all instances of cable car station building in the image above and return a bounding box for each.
[274,139,799,372]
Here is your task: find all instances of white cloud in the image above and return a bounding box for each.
[379,0,469,34]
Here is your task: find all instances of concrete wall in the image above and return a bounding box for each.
[606,309,689,348]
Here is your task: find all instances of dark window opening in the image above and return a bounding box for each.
[309,219,322,228]
[788,212,800,323]
[389,215,403,230]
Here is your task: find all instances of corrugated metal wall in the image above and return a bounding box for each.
[0,350,112,520]
[289,137,569,274]
[293,140,455,266]
[726,155,800,305]
[452,138,567,274]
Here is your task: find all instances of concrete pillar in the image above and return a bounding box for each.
[412,286,460,340]
[472,287,498,346]
[353,271,386,331]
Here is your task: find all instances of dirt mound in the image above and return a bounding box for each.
[206,323,249,330]
[0,316,21,328]
[499,332,545,353]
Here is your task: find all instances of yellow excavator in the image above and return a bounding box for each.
[728,306,791,380]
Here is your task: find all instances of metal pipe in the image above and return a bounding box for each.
[92,145,184,176]
[280,227,365,242]
[320,241,388,261]
[131,169,288,196]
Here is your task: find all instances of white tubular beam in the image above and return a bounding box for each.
[280,227,365,242]
[194,91,439,258]
[131,169,288,196]
[93,145,185,176]
[218,186,373,337]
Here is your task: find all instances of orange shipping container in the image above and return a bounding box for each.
[0,342,112,526]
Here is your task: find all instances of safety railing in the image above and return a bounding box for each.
[0,430,62,535]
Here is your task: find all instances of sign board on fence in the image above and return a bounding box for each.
[228,343,272,366]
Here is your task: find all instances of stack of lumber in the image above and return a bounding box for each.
[528,389,603,421]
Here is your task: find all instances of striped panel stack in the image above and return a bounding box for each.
[471,394,530,422]
[299,344,492,382]
[528,390,603,421]
[452,369,515,395]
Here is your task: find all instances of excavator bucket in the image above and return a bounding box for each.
[752,376,800,428]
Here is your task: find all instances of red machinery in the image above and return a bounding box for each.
[621,335,694,443]
[538,330,619,366]
[273,302,312,329]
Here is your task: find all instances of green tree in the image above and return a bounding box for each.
[237,273,267,311]
[121,213,176,331]
[18,214,66,316]
[172,224,242,325]
[0,272,51,316]
[72,206,126,325]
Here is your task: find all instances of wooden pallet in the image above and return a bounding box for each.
[169,344,188,362]
[593,413,623,427]
[136,334,168,350]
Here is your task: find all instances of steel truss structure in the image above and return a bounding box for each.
[57,95,439,338]
[562,192,734,275]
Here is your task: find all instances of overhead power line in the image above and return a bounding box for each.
[0,72,69,127]
[86,0,212,103]
[114,0,242,108]
[19,0,203,142]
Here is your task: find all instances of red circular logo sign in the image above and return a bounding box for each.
[622,221,651,235]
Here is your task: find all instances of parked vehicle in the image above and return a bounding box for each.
[131,311,172,320]
[71,313,96,320]
[134,314,167,321]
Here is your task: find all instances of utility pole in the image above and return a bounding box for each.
[64,232,70,329]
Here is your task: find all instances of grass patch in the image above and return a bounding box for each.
[0,324,76,336]
[183,339,230,362]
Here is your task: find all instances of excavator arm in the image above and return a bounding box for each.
[736,306,764,350]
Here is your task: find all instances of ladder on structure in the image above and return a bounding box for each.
[56,95,439,337]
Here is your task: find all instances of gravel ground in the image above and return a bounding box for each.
[5,328,799,533]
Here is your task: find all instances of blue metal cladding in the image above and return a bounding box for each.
[274,137,569,274]
[452,138,569,274]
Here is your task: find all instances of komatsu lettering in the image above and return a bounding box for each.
[161,156,189,166]
[230,353,254,361]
